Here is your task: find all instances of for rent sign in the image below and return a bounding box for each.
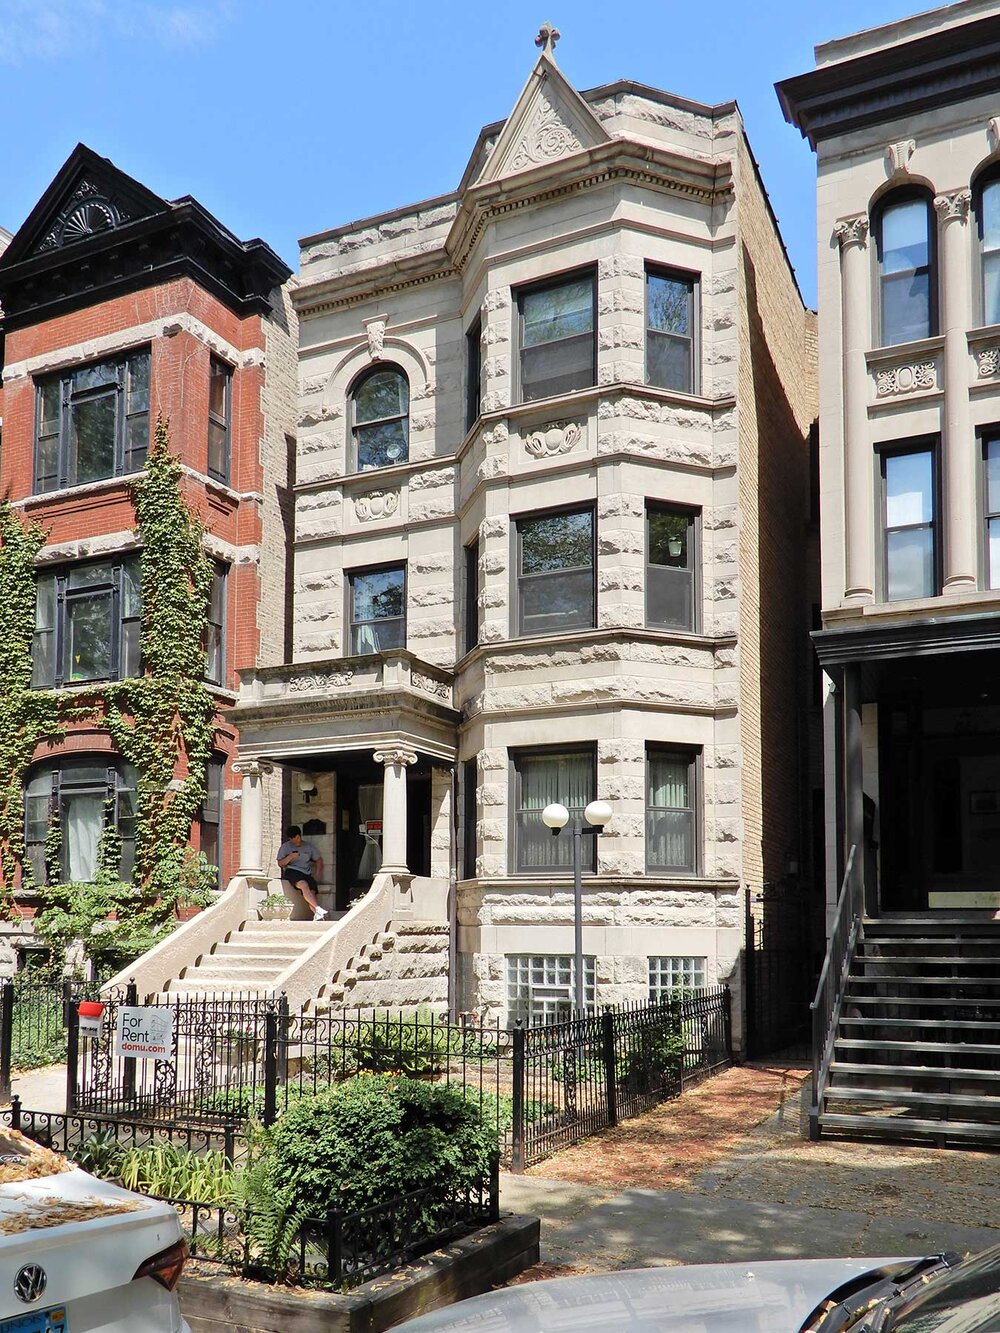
[114,1006,174,1060]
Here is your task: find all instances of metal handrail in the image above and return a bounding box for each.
[809,844,859,1138]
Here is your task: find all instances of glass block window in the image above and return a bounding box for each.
[513,747,595,874]
[646,269,696,392]
[517,272,596,402]
[648,956,707,1000]
[507,955,597,1024]
[35,349,150,493]
[351,366,409,471]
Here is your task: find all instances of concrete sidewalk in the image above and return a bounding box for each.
[500,1070,1000,1275]
[10,1064,66,1113]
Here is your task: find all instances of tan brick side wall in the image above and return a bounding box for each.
[735,135,819,894]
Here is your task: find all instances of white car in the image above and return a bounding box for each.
[0,1130,189,1333]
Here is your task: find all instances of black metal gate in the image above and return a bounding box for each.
[745,880,823,1058]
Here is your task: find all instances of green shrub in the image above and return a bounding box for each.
[117,1142,236,1203]
[72,1129,126,1178]
[11,993,65,1069]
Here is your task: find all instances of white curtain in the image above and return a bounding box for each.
[647,755,692,870]
[518,752,591,869]
[64,792,103,883]
[356,783,383,880]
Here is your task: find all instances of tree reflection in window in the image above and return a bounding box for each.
[516,509,594,636]
[33,556,141,688]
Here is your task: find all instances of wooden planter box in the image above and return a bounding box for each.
[179,1213,539,1333]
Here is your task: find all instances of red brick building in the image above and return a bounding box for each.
[0,144,294,948]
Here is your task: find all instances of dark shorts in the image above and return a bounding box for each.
[282,871,318,896]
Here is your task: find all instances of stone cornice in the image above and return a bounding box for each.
[813,610,1000,668]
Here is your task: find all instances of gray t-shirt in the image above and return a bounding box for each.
[277,840,320,875]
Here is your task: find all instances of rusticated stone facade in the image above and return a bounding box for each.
[234,37,817,1033]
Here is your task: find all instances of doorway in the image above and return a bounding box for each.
[334,756,431,909]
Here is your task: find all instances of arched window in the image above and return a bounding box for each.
[876,192,935,346]
[351,366,409,472]
[24,758,136,887]
[977,172,1000,326]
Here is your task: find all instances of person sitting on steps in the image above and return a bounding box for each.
[276,825,327,921]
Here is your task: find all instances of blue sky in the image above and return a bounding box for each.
[0,1,928,306]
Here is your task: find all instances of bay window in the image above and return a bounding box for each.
[646,268,697,393]
[517,271,596,402]
[516,508,594,637]
[647,505,697,631]
[646,747,698,874]
[512,747,595,874]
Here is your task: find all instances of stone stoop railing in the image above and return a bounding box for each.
[103,872,452,1012]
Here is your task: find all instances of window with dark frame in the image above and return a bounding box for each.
[35,349,150,493]
[876,194,934,347]
[984,437,1000,589]
[466,315,482,432]
[349,565,406,654]
[208,357,232,484]
[464,540,480,654]
[646,268,696,393]
[25,759,137,886]
[462,758,477,880]
[647,506,696,632]
[204,564,227,685]
[33,555,141,689]
[200,757,224,888]
[882,446,937,601]
[351,366,409,471]
[516,508,594,637]
[517,271,596,403]
[978,175,1000,327]
[512,747,596,875]
[646,747,697,873]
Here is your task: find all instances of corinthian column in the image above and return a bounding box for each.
[835,214,874,603]
[935,189,976,591]
[373,746,418,874]
[233,759,274,878]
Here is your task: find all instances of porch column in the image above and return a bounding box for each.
[835,214,874,604]
[842,666,869,913]
[935,189,976,591]
[374,746,418,874]
[233,759,273,878]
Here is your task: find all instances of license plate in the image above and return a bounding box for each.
[0,1309,67,1333]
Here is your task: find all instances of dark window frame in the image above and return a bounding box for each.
[200,756,225,888]
[644,264,699,394]
[509,744,598,876]
[204,563,228,686]
[24,757,136,887]
[34,348,151,494]
[645,502,700,633]
[980,429,1000,590]
[873,189,937,348]
[513,504,596,639]
[974,167,1000,328]
[645,744,701,876]
[33,554,141,689]
[207,356,233,485]
[350,363,410,473]
[878,437,940,602]
[462,757,477,881]
[514,267,597,404]
[464,539,480,655]
[465,314,483,433]
[346,562,407,656]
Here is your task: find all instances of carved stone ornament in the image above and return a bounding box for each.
[875,361,937,397]
[885,138,915,176]
[288,670,354,693]
[833,215,869,249]
[373,746,418,768]
[354,489,399,522]
[934,189,972,222]
[524,420,583,458]
[39,178,131,251]
[363,315,387,360]
[535,20,560,56]
[990,117,1000,151]
[978,348,1000,378]
[233,759,274,779]
[510,96,583,172]
[412,671,451,701]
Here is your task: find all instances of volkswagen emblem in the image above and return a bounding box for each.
[14,1264,46,1304]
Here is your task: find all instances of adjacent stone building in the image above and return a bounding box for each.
[0,144,294,962]
[232,33,819,1026]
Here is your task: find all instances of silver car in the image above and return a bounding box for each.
[399,1247,1000,1331]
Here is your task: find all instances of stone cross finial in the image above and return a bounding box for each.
[535,21,560,57]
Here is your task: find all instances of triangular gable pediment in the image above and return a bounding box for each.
[1,144,170,267]
[475,54,611,186]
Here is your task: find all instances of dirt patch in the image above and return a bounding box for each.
[527,1064,808,1191]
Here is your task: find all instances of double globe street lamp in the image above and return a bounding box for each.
[541,799,613,1013]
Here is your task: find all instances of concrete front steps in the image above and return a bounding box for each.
[314,920,450,1011]
[818,919,1000,1147]
[164,919,339,996]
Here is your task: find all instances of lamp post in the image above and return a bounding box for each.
[541,799,612,1012]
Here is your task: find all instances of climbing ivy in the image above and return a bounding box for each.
[0,414,222,963]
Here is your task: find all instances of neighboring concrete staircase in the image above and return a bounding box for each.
[165,919,336,996]
[817,919,1000,1146]
[316,921,450,1011]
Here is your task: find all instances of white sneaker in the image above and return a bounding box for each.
[313,906,328,921]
